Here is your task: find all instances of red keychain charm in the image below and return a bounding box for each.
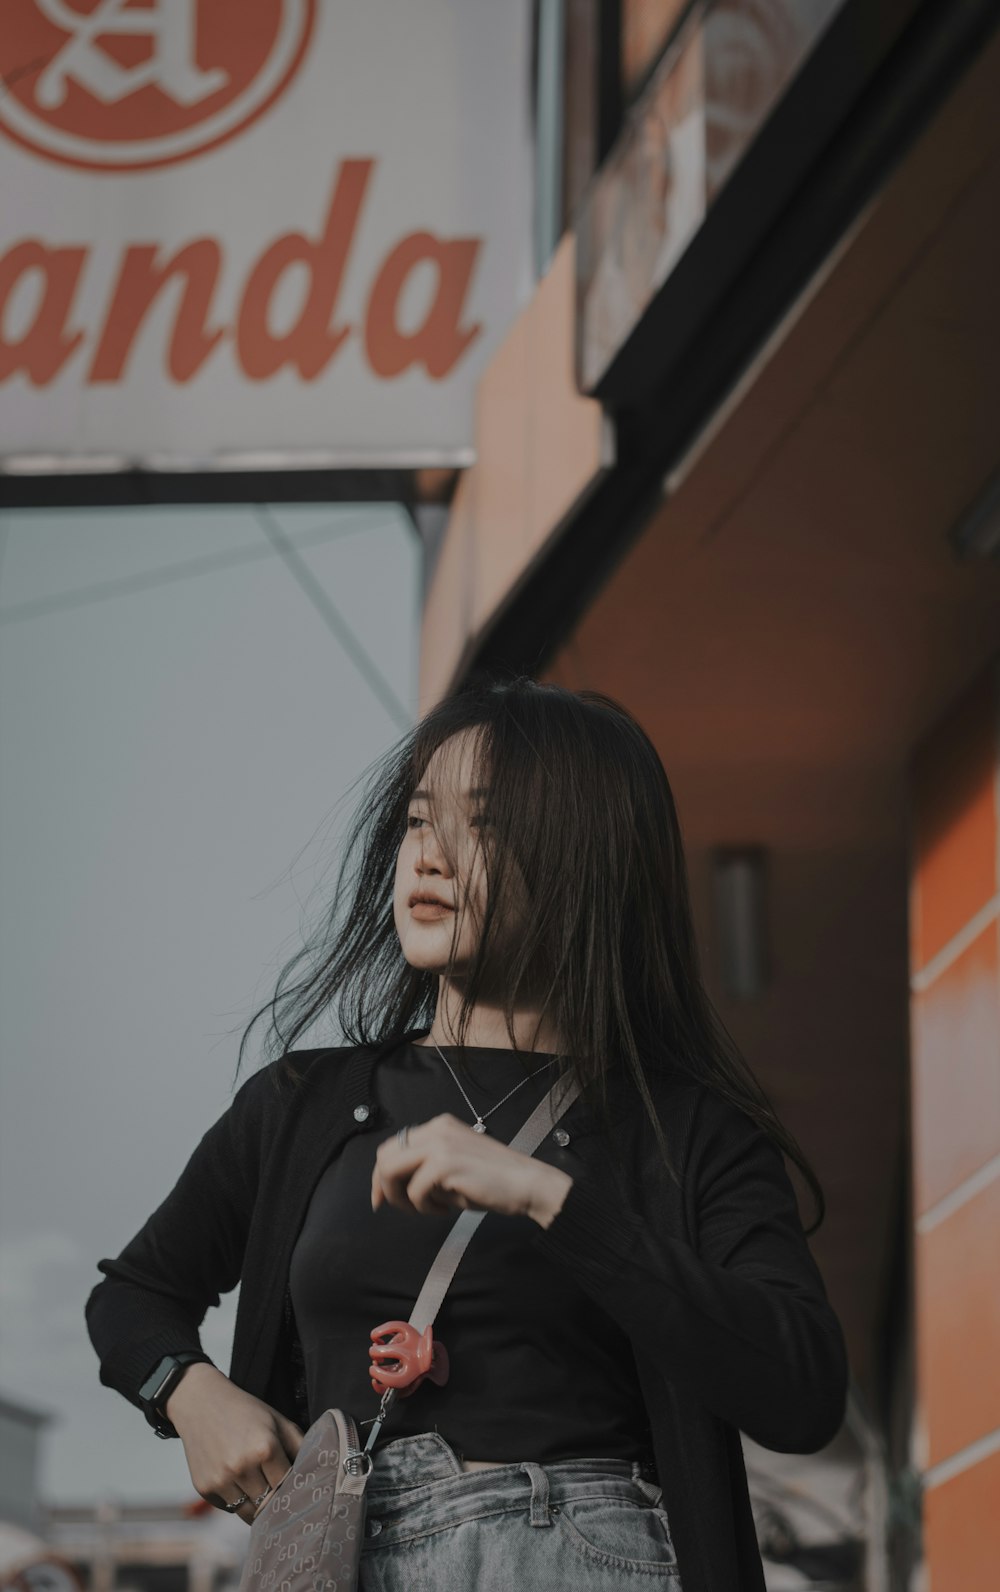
[369,1320,450,1398]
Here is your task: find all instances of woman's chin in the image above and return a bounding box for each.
[400,942,466,973]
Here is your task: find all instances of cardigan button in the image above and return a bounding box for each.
[353,1104,371,1122]
[552,1128,570,1147]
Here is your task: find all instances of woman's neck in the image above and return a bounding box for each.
[413,1007,563,1053]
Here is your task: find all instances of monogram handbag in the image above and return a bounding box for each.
[237,1069,582,1592]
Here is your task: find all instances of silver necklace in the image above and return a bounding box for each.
[429,1038,558,1134]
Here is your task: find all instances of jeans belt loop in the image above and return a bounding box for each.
[518,1461,554,1527]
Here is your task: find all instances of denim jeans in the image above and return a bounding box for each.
[357,1432,683,1589]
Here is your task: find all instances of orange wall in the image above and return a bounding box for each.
[909,657,1000,1591]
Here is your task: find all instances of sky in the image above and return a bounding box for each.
[0,501,421,1510]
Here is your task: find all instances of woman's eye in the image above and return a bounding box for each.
[407,812,490,831]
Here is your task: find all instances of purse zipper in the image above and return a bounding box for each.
[343,1411,374,1478]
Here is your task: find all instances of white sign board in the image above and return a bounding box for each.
[0,0,533,471]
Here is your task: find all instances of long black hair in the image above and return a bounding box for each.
[234,673,827,1235]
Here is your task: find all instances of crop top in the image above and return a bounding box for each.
[287,1041,653,1465]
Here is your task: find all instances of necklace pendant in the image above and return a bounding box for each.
[472,1120,487,1134]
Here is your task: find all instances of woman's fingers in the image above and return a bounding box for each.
[405,1163,462,1214]
[372,1117,466,1209]
[372,1165,436,1214]
[238,1418,305,1523]
[278,1417,306,1463]
[372,1131,424,1211]
[371,1115,522,1218]
[373,1150,455,1215]
[204,1476,265,1524]
[180,1385,305,1528]
[201,1483,256,1521]
[205,1446,298,1525]
[239,1467,271,1523]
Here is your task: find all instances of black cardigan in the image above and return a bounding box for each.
[85,1029,849,1592]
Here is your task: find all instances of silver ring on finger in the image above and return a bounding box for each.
[396,1124,410,1147]
[221,1491,250,1512]
[253,1484,273,1507]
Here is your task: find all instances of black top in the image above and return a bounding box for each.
[85,1028,849,1592]
[288,1041,650,1463]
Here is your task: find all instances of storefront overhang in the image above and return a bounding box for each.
[413,3,1000,1420]
[419,0,1000,702]
[533,19,1000,1415]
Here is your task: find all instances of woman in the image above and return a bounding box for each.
[86,675,848,1592]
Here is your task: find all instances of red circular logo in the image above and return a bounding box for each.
[0,0,317,172]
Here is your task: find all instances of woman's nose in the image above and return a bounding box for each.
[416,834,448,873]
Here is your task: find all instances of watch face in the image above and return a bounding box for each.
[154,1367,179,1401]
[141,1363,165,1396]
[141,1356,180,1401]
[141,1353,208,1416]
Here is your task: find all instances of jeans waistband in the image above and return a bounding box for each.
[366,1432,654,1493]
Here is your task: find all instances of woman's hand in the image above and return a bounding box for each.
[166,1362,305,1527]
[371,1113,573,1226]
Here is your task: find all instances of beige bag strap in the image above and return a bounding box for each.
[410,1069,582,1330]
[361,1069,582,1451]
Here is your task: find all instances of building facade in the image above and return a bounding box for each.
[418,3,1000,1587]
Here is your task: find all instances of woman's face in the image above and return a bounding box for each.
[393,729,526,978]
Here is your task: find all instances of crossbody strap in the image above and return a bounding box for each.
[409,1069,582,1331]
[360,1069,582,1452]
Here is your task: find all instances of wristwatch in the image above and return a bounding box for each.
[139,1351,214,1438]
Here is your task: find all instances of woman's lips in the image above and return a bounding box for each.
[409,901,454,920]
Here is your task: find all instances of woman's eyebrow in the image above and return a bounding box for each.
[410,787,489,801]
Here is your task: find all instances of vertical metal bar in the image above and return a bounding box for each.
[535,0,567,276]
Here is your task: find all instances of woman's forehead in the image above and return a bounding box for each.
[417,731,488,793]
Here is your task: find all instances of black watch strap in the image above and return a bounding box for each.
[139,1351,214,1439]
